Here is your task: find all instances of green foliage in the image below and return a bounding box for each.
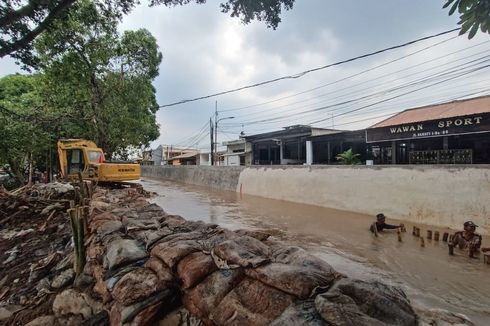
[336,148,361,165]
[35,0,162,158]
[0,74,50,185]
[1,0,295,68]
[443,0,490,38]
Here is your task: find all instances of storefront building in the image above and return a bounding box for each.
[307,130,367,164]
[245,125,337,165]
[366,96,490,164]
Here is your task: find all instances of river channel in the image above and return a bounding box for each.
[140,178,490,325]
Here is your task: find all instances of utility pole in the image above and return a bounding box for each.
[210,117,214,166]
[214,101,218,166]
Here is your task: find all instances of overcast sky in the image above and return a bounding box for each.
[2,0,489,150]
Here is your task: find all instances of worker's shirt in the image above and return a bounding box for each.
[452,231,482,250]
[370,222,398,233]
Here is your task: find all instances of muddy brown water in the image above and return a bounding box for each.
[140,178,490,325]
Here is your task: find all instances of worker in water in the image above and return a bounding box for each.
[450,221,482,253]
[370,213,404,234]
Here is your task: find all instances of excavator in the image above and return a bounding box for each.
[57,139,140,182]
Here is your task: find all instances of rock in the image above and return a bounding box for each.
[52,289,103,320]
[103,239,147,271]
[112,268,166,306]
[213,235,271,268]
[25,315,57,326]
[35,276,51,292]
[53,253,73,271]
[51,268,75,289]
[315,279,417,326]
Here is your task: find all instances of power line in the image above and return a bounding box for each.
[157,28,460,109]
[218,34,469,113]
[223,57,490,127]
[222,43,490,122]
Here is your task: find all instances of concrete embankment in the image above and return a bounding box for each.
[142,165,490,235]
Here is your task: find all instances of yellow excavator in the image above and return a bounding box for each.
[57,139,140,182]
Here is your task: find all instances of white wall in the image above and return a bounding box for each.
[237,165,490,235]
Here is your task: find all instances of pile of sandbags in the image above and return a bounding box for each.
[81,187,430,326]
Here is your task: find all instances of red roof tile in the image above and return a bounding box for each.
[370,96,490,128]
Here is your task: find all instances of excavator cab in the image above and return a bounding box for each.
[58,139,140,182]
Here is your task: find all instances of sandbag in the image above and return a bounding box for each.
[177,252,218,289]
[245,262,338,299]
[104,239,148,271]
[315,279,417,326]
[234,229,270,241]
[213,235,270,268]
[183,269,243,319]
[112,268,165,306]
[209,278,294,326]
[129,227,173,249]
[199,229,238,253]
[270,300,325,326]
[144,257,175,283]
[150,239,202,269]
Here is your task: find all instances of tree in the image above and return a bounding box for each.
[35,0,161,158]
[444,0,490,39]
[0,74,50,185]
[336,148,361,165]
[1,0,295,67]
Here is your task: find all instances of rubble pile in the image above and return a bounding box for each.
[0,183,76,325]
[1,184,477,325]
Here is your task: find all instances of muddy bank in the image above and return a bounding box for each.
[0,183,478,325]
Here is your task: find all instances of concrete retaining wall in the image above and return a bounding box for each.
[142,165,244,192]
[142,165,490,235]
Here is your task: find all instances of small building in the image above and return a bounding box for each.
[365,96,490,164]
[160,147,199,165]
[222,139,252,166]
[167,151,199,166]
[199,151,212,166]
[245,125,338,165]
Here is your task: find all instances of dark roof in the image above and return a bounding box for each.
[244,125,337,142]
[370,96,490,128]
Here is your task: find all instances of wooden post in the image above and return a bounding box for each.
[68,207,86,274]
[397,228,402,242]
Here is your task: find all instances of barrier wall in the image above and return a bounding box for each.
[142,165,490,235]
